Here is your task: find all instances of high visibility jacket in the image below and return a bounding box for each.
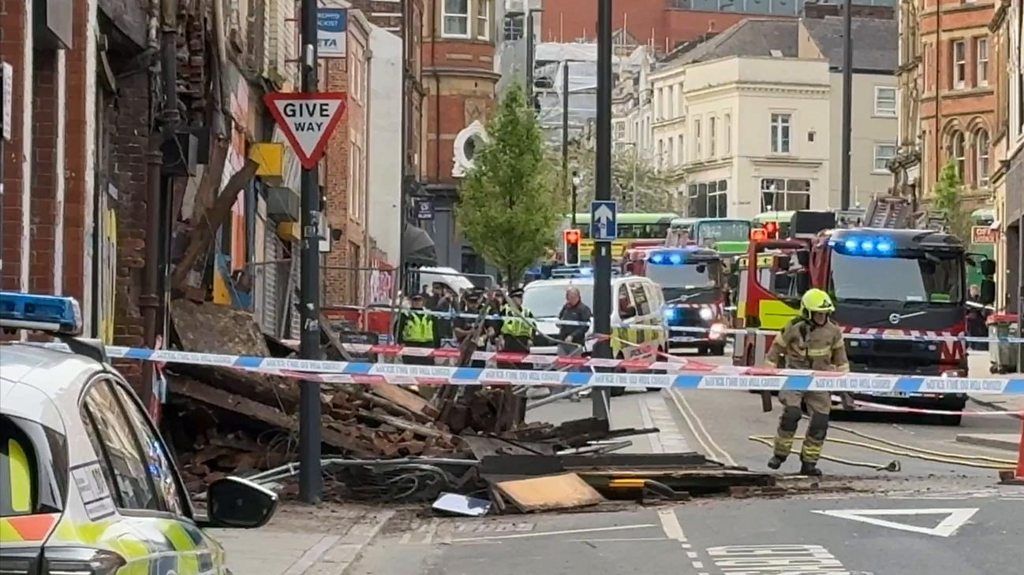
[500,305,535,338]
[401,311,435,343]
[765,317,849,371]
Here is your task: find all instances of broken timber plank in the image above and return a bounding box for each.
[369,382,440,419]
[496,473,604,513]
[356,409,450,440]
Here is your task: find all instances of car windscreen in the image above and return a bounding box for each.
[647,263,716,298]
[831,252,964,304]
[523,284,594,318]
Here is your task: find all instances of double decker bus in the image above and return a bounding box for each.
[667,217,752,255]
[565,212,678,262]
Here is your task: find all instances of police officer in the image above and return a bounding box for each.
[500,289,536,355]
[765,288,849,476]
[454,289,488,368]
[395,293,439,365]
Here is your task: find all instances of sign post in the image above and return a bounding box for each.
[592,0,614,422]
[261,0,349,505]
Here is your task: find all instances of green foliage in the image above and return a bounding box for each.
[566,143,680,213]
[932,160,972,241]
[457,85,561,286]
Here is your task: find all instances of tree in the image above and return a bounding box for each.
[565,142,680,213]
[932,160,972,241]
[457,85,561,286]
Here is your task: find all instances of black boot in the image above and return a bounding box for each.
[767,455,786,470]
[799,461,822,476]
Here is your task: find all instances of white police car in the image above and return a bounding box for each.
[0,292,277,574]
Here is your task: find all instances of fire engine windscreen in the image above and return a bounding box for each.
[523,284,595,318]
[647,263,717,301]
[830,252,964,304]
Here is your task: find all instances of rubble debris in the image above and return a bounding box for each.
[432,492,492,517]
[495,473,604,513]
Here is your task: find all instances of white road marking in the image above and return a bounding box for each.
[565,537,666,542]
[451,524,657,542]
[812,508,979,538]
[707,544,849,573]
[686,551,698,559]
[658,509,687,542]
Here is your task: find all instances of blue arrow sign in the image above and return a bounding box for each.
[590,201,618,241]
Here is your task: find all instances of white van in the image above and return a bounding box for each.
[522,274,668,361]
[414,266,482,295]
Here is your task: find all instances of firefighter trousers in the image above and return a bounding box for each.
[772,390,831,464]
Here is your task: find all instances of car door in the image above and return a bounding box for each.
[628,281,653,357]
[79,376,224,574]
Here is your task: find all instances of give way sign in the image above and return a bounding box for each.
[264,92,348,169]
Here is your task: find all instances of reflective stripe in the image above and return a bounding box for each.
[7,439,31,513]
[0,513,58,543]
[163,522,200,574]
[832,340,845,349]
[402,313,434,343]
[807,347,832,357]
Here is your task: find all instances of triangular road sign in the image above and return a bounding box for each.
[812,508,978,538]
[264,92,348,169]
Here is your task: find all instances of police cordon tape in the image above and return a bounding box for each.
[36,343,1024,395]
[378,307,1024,344]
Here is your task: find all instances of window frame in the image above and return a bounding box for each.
[873,86,897,117]
[873,143,897,173]
[693,117,702,160]
[975,36,989,87]
[442,0,471,39]
[770,112,791,154]
[723,113,732,154]
[951,130,967,180]
[974,129,990,187]
[476,0,491,41]
[952,39,967,89]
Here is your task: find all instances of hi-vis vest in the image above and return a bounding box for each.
[401,311,434,343]
[500,305,535,338]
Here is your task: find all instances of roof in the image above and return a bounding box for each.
[0,344,102,430]
[664,19,799,67]
[801,17,898,73]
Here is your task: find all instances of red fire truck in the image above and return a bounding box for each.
[733,201,996,424]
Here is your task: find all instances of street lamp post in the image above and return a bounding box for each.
[592,0,612,421]
[571,171,582,226]
[525,7,543,97]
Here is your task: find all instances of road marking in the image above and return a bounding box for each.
[658,509,686,542]
[451,524,656,542]
[565,537,666,542]
[667,389,737,466]
[707,544,850,573]
[812,508,979,538]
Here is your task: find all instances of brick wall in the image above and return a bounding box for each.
[29,51,57,294]
[62,0,89,302]
[1,0,27,292]
[323,56,352,305]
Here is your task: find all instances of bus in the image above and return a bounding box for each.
[566,212,678,262]
[751,211,795,238]
[667,218,752,255]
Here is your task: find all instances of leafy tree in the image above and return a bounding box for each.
[457,85,561,286]
[565,142,680,213]
[932,160,972,241]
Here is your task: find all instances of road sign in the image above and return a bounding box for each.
[590,200,617,242]
[812,507,978,538]
[317,8,347,58]
[264,92,348,170]
[972,225,998,244]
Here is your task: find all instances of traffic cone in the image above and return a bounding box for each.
[1001,419,1024,485]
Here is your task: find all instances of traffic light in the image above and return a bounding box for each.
[763,221,779,239]
[563,229,581,266]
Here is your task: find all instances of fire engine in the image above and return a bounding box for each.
[733,198,996,424]
[624,245,729,355]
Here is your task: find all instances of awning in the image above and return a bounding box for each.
[403,225,437,266]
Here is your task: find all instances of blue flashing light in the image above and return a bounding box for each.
[651,253,665,264]
[669,253,683,265]
[663,307,679,322]
[0,292,83,335]
[844,239,858,251]
[835,236,897,257]
[876,240,893,254]
[860,239,875,252]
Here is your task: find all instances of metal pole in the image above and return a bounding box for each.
[840,0,853,210]
[299,0,323,504]
[526,10,535,97]
[562,60,570,215]
[592,0,612,421]
[571,172,578,227]
[1017,215,1023,371]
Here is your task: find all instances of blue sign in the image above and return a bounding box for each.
[590,201,618,241]
[317,8,348,58]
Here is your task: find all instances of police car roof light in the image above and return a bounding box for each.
[0,292,84,336]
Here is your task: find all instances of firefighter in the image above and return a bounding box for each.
[500,288,536,355]
[394,293,440,365]
[765,288,849,476]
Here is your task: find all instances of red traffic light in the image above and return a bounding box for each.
[763,222,779,238]
[750,228,767,241]
[564,229,581,244]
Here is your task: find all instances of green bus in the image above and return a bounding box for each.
[567,212,679,262]
[668,217,752,255]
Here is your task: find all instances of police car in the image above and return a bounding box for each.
[0,292,278,574]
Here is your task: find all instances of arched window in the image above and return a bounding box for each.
[974,129,990,187]
[950,131,966,180]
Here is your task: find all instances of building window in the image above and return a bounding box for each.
[442,0,470,38]
[974,129,990,187]
[874,143,896,173]
[952,40,966,89]
[976,37,988,87]
[770,113,791,154]
[477,0,490,40]
[709,116,717,158]
[667,138,674,166]
[687,180,729,218]
[760,178,810,211]
[723,113,731,154]
[677,135,684,163]
[694,118,702,160]
[657,139,664,168]
[950,130,966,179]
[613,121,626,142]
[874,86,897,117]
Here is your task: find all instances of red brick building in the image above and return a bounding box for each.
[420,0,499,269]
[895,0,998,203]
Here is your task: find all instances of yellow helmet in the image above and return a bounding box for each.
[800,288,835,316]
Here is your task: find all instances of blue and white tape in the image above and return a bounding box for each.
[35,343,1024,394]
